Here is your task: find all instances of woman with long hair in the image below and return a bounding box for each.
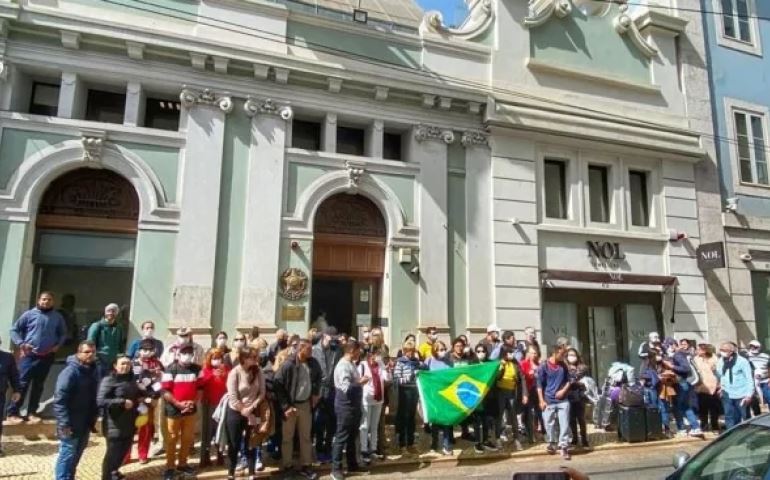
[393,339,422,454]
[225,347,270,480]
[425,341,454,455]
[200,347,231,467]
[97,355,143,480]
[519,345,545,442]
[564,347,589,448]
[495,344,527,450]
[357,345,390,463]
[693,343,720,432]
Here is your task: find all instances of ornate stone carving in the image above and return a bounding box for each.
[243,97,293,120]
[414,124,455,144]
[38,168,139,220]
[461,130,490,147]
[314,193,386,238]
[279,267,308,301]
[614,1,659,58]
[345,160,365,189]
[179,87,233,113]
[420,0,494,41]
[81,135,104,162]
[524,0,572,27]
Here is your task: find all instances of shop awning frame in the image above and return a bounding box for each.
[540,269,679,291]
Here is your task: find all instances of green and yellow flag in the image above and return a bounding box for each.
[416,360,500,426]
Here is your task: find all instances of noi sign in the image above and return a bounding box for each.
[586,241,626,261]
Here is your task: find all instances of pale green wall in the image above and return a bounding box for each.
[115,142,180,203]
[0,221,27,337]
[390,252,419,345]
[287,22,421,68]
[530,6,649,84]
[448,142,466,172]
[131,230,176,336]
[0,130,73,189]
[278,239,313,336]
[285,163,331,213]
[373,173,415,224]
[448,173,467,338]
[211,110,251,335]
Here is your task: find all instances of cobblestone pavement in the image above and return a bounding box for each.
[0,422,710,479]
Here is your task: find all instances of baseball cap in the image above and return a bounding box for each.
[749,340,762,348]
[486,324,500,334]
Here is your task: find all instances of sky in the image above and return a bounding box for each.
[415,0,468,27]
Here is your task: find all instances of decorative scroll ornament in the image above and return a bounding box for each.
[414,124,455,144]
[420,0,494,41]
[461,130,490,147]
[280,268,308,301]
[243,97,293,120]
[81,136,104,162]
[524,0,572,27]
[345,160,365,189]
[179,87,233,113]
[614,1,659,58]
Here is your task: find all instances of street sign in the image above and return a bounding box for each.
[697,242,725,270]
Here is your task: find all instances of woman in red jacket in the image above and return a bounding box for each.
[200,348,232,467]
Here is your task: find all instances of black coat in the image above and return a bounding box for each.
[0,351,20,394]
[273,355,322,413]
[54,355,100,436]
[97,372,143,439]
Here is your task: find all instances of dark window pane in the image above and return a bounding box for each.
[85,90,126,124]
[629,170,650,227]
[144,98,180,131]
[736,0,751,42]
[722,0,736,38]
[291,119,321,150]
[337,126,365,156]
[544,159,567,219]
[29,83,60,116]
[735,112,753,182]
[383,132,402,160]
[588,165,610,223]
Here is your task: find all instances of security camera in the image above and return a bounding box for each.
[725,197,739,212]
[740,253,753,262]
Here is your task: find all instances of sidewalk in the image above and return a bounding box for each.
[0,421,708,480]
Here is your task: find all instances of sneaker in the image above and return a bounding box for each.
[370,452,385,460]
[561,447,571,460]
[163,469,176,480]
[546,444,557,455]
[441,447,452,456]
[236,456,248,471]
[513,439,523,451]
[254,457,264,472]
[27,415,42,424]
[483,441,499,452]
[316,452,332,464]
[4,415,23,425]
[689,429,705,438]
[474,444,484,454]
[330,471,345,480]
[299,467,318,480]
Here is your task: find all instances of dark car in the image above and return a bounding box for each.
[667,413,770,480]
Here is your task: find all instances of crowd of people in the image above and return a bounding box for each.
[0,292,768,480]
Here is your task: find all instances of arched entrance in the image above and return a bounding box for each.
[311,193,386,336]
[33,168,139,358]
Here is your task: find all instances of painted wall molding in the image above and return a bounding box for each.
[420,0,494,41]
[614,2,659,58]
[414,124,456,144]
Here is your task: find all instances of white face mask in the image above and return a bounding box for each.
[720,351,731,359]
[179,353,193,365]
[655,355,663,362]
[363,332,370,340]
[429,334,438,341]
[374,355,383,364]
[506,353,515,360]
[477,352,486,360]
[750,348,760,355]
[139,349,153,359]
[179,336,191,345]
[211,359,222,368]
[216,338,227,348]
[143,328,154,338]
[566,355,578,364]
[234,340,245,348]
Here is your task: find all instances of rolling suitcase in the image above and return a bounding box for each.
[618,405,646,443]
[645,407,664,440]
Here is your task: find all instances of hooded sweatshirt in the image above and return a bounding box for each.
[54,355,100,436]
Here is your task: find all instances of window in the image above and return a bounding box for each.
[383,132,402,160]
[85,89,126,124]
[588,165,610,223]
[735,110,768,185]
[291,119,321,150]
[29,83,60,116]
[337,126,365,156]
[629,170,650,227]
[672,425,770,480]
[144,98,180,131]
[721,0,751,43]
[544,159,568,219]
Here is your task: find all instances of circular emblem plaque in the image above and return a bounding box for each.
[280,268,308,300]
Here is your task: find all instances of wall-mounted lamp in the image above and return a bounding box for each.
[668,229,687,242]
[290,240,300,250]
[740,253,753,262]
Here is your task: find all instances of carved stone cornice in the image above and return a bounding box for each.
[461,129,490,147]
[420,0,494,41]
[524,0,572,28]
[179,87,233,113]
[414,124,455,144]
[243,97,293,120]
[614,2,659,58]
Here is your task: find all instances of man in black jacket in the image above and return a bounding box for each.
[0,335,21,456]
[312,326,342,463]
[273,338,322,480]
[53,340,100,480]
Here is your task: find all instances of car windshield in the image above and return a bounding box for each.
[677,425,770,480]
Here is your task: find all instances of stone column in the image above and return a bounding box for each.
[322,113,337,153]
[238,98,293,331]
[463,130,494,333]
[409,124,453,330]
[124,81,146,127]
[58,72,86,119]
[170,88,232,333]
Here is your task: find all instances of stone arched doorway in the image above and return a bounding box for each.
[33,168,139,358]
[311,193,386,336]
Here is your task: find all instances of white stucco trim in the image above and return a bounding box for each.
[712,0,763,57]
[0,139,179,230]
[724,97,770,198]
[284,169,418,247]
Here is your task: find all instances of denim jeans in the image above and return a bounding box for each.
[6,353,55,417]
[396,386,418,447]
[54,432,90,480]
[430,424,452,451]
[673,382,701,432]
[542,400,571,448]
[331,406,360,474]
[722,395,747,430]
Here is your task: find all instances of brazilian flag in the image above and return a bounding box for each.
[416,361,500,426]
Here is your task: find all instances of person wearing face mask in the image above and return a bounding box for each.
[520,345,544,443]
[638,331,661,359]
[53,341,100,480]
[660,337,704,437]
[127,321,164,360]
[745,339,770,417]
[471,343,498,453]
[230,334,247,367]
[268,329,289,364]
[564,348,589,448]
[88,303,126,377]
[7,291,66,425]
[693,343,720,432]
[483,325,502,361]
[200,348,232,468]
[418,327,439,362]
[494,344,527,451]
[424,341,454,455]
[312,326,343,463]
[393,339,425,454]
[716,341,755,430]
[212,331,232,366]
[160,327,205,368]
[133,339,164,464]
[357,346,390,464]
[98,355,144,480]
[160,344,203,480]
[0,334,22,456]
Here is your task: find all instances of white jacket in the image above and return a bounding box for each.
[357,359,391,405]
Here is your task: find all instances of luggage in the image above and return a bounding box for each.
[619,383,645,407]
[618,405,646,443]
[592,379,616,430]
[645,407,664,440]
